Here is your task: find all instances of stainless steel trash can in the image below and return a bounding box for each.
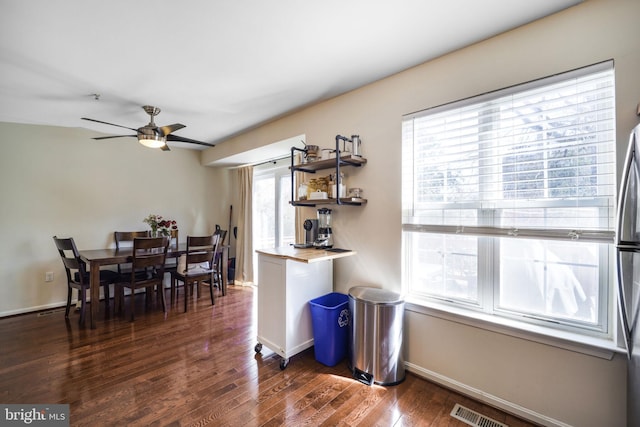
[348,286,405,386]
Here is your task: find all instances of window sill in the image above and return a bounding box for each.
[405,297,624,360]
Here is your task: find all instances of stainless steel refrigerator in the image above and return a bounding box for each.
[615,123,640,427]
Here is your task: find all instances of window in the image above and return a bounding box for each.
[402,61,616,337]
[253,160,296,250]
[253,160,296,281]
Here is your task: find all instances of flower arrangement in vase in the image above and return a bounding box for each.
[143,214,178,237]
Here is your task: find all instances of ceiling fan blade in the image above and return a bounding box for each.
[159,123,185,136]
[81,117,138,132]
[93,134,136,140]
[166,134,215,147]
[160,144,171,152]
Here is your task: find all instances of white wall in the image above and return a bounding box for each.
[0,123,230,315]
[202,0,639,425]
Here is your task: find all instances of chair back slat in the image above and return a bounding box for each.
[114,230,150,249]
[133,254,167,269]
[188,235,215,248]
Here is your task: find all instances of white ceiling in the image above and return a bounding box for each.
[0,0,581,151]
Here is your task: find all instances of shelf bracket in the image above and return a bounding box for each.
[291,146,308,204]
[335,135,351,205]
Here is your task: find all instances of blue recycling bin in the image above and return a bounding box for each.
[309,292,350,366]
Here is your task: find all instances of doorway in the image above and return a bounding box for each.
[252,159,295,282]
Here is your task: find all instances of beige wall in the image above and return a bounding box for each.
[203,0,639,425]
[0,123,231,315]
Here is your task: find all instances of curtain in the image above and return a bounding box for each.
[235,165,254,285]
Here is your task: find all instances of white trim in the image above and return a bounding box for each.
[0,301,67,318]
[403,60,613,120]
[406,299,622,359]
[405,362,572,427]
[234,281,255,287]
[402,223,615,244]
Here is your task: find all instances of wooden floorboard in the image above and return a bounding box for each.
[0,285,539,426]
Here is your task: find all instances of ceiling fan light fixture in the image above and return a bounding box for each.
[138,134,166,148]
[82,105,214,150]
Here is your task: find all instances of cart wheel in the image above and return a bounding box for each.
[254,343,262,353]
[279,358,289,370]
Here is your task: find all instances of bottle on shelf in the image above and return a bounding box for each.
[306,179,317,200]
[329,171,346,198]
[297,182,308,200]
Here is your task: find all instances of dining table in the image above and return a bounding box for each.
[79,242,229,329]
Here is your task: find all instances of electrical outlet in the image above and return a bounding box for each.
[45,272,54,282]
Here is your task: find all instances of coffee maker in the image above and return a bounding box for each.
[314,208,334,249]
[304,219,318,245]
[293,218,317,248]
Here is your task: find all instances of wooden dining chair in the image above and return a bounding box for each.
[163,228,180,274]
[115,236,169,322]
[53,236,119,325]
[171,234,218,312]
[168,228,179,247]
[114,231,153,308]
[212,229,227,293]
[114,230,150,273]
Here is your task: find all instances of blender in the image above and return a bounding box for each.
[314,208,334,249]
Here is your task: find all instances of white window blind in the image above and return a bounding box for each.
[402,61,616,243]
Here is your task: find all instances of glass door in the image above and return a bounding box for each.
[252,160,296,282]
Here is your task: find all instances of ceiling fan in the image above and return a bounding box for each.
[81,105,215,151]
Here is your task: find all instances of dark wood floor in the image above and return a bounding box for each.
[0,285,538,426]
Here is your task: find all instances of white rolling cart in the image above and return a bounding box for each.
[254,247,355,369]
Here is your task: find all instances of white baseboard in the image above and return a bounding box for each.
[0,287,136,318]
[0,301,67,318]
[405,362,571,427]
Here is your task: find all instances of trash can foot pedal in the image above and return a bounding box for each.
[353,368,374,386]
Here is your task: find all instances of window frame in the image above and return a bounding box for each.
[401,61,619,351]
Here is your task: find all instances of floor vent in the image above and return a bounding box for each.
[37,308,66,317]
[450,403,508,427]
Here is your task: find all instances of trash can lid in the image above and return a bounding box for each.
[348,286,403,305]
